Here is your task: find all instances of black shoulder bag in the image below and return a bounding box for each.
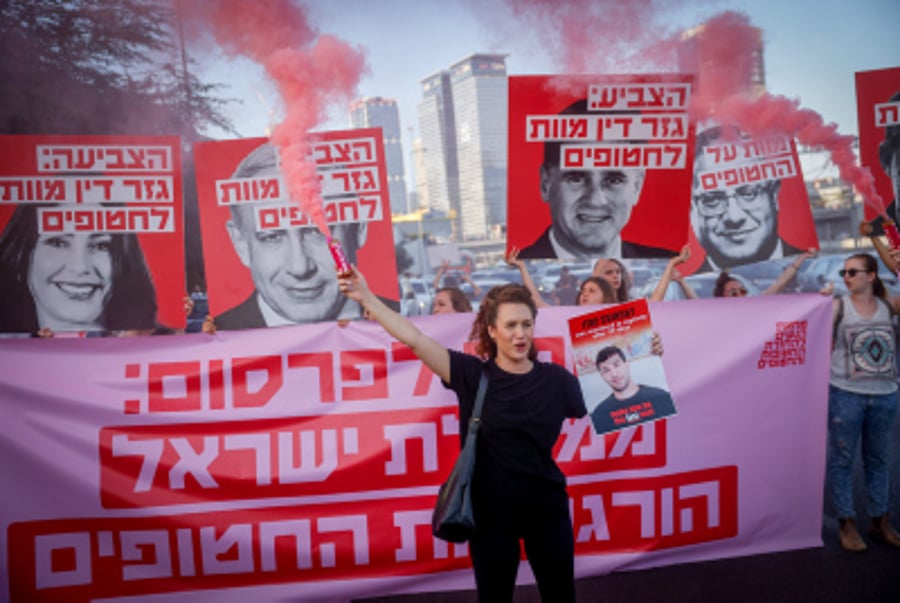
[431,368,488,543]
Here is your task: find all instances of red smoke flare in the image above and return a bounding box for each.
[686,12,885,216]
[706,94,884,215]
[501,2,884,215]
[180,0,368,235]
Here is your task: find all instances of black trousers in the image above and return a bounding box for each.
[469,505,576,602]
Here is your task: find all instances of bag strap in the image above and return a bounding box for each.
[832,296,844,345]
[470,367,489,423]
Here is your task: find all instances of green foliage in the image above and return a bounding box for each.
[0,0,237,138]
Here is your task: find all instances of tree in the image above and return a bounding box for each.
[395,243,414,275]
[0,0,237,139]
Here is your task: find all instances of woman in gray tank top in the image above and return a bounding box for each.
[828,252,900,552]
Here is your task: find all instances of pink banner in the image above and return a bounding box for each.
[0,295,830,601]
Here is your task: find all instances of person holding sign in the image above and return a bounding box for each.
[338,269,586,602]
[590,345,676,434]
[828,252,900,552]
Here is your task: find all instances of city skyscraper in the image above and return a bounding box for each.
[411,137,429,209]
[417,70,460,235]
[417,53,508,240]
[449,53,508,240]
[349,96,409,216]
[677,22,766,98]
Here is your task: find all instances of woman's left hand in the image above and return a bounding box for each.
[651,331,664,356]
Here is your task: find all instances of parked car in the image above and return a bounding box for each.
[400,277,433,316]
[625,262,664,298]
[472,268,523,285]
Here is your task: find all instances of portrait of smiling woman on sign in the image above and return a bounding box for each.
[0,204,159,334]
[0,134,187,335]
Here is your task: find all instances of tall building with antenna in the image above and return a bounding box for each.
[349,97,409,216]
[417,70,460,235]
[417,53,508,240]
[677,22,766,99]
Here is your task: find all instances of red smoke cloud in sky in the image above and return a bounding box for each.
[685,12,884,215]
[503,1,886,214]
[181,0,368,234]
[504,0,681,73]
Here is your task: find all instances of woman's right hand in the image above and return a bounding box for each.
[339,266,371,304]
[506,246,523,268]
[201,315,217,335]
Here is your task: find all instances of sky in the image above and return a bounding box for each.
[191,0,900,182]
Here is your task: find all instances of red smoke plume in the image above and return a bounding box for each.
[504,0,681,74]
[502,1,884,214]
[686,12,885,215]
[709,94,883,215]
[180,0,368,235]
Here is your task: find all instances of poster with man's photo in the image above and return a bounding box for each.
[568,298,676,435]
[855,66,900,225]
[193,130,400,330]
[0,134,185,334]
[506,74,695,262]
[678,120,818,276]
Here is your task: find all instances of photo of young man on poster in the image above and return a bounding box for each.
[193,132,399,330]
[0,134,186,335]
[568,298,677,436]
[591,344,676,435]
[507,74,694,262]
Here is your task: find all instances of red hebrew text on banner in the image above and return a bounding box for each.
[0,295,833,601]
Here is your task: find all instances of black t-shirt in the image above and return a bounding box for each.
[443,350,587,515]
[590,384,675,434]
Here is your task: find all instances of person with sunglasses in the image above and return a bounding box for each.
[828,252,900,552]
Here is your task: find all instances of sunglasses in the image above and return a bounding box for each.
[725,287,748,297]
[838,268,870,278]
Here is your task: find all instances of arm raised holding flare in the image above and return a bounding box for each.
[860,221,900,275]
[340,267,449,382]
[338,265,588,600]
